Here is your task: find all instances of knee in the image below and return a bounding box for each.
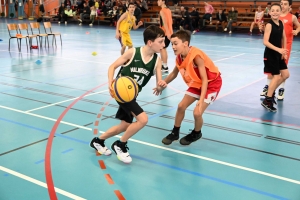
[282,72,290,80]
[193,110,203,119]
[177,102,187,113]
[137,114,148,126]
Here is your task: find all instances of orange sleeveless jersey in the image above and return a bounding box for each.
[160,7,173,37]
[280,13,293,64]
[280,13,293,44]
[176,47,220,89]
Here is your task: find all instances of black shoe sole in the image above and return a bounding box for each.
[261,102,277,112]
[162,139,178,145]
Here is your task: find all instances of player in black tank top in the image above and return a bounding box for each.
[261,3,288,112]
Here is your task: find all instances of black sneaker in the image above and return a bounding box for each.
[162,131,179,145]
[162,66,169,72]
[260,85,268,96]
[261,97,277,112]
[111,140,132,163]
[179,131,202,145]
[90,137,112,155]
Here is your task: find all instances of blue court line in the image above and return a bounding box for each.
[0,117,88,145]
[148,107,177,119]
[131,155,289,200]
[35,159,45,164]
[61,148,73,154]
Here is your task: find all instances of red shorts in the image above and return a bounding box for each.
[186,75,222,104]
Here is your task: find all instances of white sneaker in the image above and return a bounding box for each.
[79,23,82,26]
[89,23,93,26]
[78,19,82,22]
[90,137,112,156]
[277,88,285,100]
[58,21,61,24]
[111,140,132,163]
[65,21,67,24]
[192,30,196,35]
[224,28,227,31]
[229,31,232,34]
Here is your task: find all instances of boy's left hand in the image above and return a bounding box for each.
[292,29,299,36]
[157,80,167,87]
[153,86,164,95]
[138,21,143,26]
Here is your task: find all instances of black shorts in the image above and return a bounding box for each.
[115,99,144,123]
[264,57,287,75]
[164,36,170,48]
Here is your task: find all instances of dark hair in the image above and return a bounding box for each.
[171,30,191,45]
[143,25,165,44]
[271,3,282,9]
[281,0,292,5]
[267,2,272,5]
[128,2,135,7]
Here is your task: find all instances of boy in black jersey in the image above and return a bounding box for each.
[261,3,288,112]
[90,25,166,163]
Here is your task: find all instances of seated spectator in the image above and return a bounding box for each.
[90,6,96,26]
[190,6,200,31]
[179,7,195,34]
[134,3,142,24]
[224,7,238,34]
[264,2,271,17]
[58,3,67,24]
[138,0,148,12]
[78,3,90,25]
[64,5,76,23]
[109,6,119,26]
[202,2,214,28]
[215,9,227,31]
[249,6,264,35]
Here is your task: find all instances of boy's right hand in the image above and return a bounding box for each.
[157,80,167,88]
[278,48,288,55]
[115,32,120,40]
[109,80,116,98]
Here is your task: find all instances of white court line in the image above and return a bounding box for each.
[1,104,300,185]
[0,166,86,200]
[213,53,245,62]
[217,76,266,100]
[25,89,109,113]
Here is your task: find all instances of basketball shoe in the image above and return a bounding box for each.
[179,130,202,145]
[90,137,112,156]
[261,96,277,112]
[111,140,132,163]
[277,88,285,101]
[260,85,268,96]
[162,131,179,145]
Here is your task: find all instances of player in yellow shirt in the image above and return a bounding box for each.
[116,3,143,55]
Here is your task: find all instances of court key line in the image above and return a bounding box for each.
[25,89,109,113]
[0,166,86,200]
[1,104,300,185]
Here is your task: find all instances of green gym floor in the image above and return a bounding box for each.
[0,19,300,200]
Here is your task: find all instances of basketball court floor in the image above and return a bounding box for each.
[0,19,300,200]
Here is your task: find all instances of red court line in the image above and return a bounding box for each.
[95,121,99,126]
[114,190,126,200]
[93,129,98,135]
[98,160,106,169]
[105,174,114,184]
[97,114,102,118]
[44,83,107,200]
[95,151,101,156]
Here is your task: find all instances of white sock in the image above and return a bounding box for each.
[162,63,168,68]
[279,81,285,89]
[267,78,271,86]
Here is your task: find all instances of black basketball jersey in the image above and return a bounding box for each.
[264,20,284,59]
